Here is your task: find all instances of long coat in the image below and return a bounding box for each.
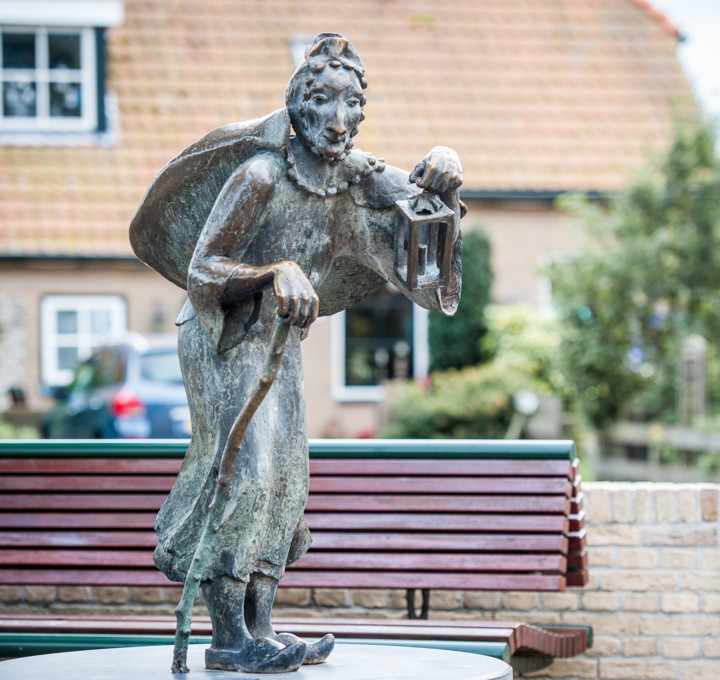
[130,109,462,584]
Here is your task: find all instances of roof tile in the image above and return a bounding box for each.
[0,0,696,255]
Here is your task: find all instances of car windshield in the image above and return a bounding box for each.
[140,350,183,384]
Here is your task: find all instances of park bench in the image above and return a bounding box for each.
[0,438,590,670]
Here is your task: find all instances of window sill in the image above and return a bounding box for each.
[0,128,117,147]
[332,385,386,403]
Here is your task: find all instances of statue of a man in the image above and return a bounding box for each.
[130,33,463,673]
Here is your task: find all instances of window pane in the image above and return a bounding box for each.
[2,33,35,69]
[50,82,82,117]
[90,309,112,334]
[57,311,78,334]
[58,346,78,370]
[49,34,81,69]
[345,288,414,386]
[346,348,375,386]
[3,81,37,117]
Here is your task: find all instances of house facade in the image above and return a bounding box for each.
[0,0,695,436]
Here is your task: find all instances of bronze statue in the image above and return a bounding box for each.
[130,33,463,674]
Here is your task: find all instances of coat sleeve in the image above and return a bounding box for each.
[187,154,279,353]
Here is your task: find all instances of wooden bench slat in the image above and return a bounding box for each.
[0,549,566,574]
[0,459,183,475]
[0,476,176,492]
[305,532,569,553]
[0,494,167,511]
[309,477,571,495]
[0,530,568,554]
[0,475,572,497]
[0,512,157,529]
[2,494,572,518]
[0,494,571,517]
[306,494,569,513]
[2,510,572,534]
[0,457,574,478]
[293,552,566,573]
[568,512,586,533]
[0,568,565,591]
[305,512,569,533]
[280,571,566,591]
[567,550,588,571]
[0,549,152,568]
[309,459,574,477]
[0,512,575,541]
[0,531,157,548]
[568,530,587,553]
[0,568,173,586]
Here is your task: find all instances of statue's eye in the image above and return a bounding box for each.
[312,95,327,105]
[347,99,360,108]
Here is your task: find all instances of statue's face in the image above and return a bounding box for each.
[301,66,363,159]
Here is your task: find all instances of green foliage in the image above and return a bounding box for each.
[0,420,39,438]
[382,304,566,439]
[428,229,493,371]
[550,121,720,428]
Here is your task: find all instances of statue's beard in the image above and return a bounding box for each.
[297,116,355,163]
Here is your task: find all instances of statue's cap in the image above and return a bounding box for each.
[304,33,365,78]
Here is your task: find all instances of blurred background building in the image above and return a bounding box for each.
[0,0,697,439]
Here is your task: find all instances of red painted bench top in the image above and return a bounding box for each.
[0,452,587,592]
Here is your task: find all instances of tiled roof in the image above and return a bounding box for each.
[0,0,696,256]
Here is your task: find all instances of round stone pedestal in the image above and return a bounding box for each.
[1,644,512,679]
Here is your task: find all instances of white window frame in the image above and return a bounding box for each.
[0,2,124,28]
[41,294,127,386]
[331,304,429,403]
[0,25,97,132]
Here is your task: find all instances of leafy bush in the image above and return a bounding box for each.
[0,420,39,439]
[428,229,493,371]
[550,121,720,428]
[382,304,566,439]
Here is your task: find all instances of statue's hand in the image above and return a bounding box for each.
[410,146,463,194]
[271,261,319,328]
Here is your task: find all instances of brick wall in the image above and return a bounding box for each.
[2,482,718,679]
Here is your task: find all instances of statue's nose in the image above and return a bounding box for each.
[325,109,346,134]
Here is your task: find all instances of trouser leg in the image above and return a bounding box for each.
[202,575,307,673]
[245,571,335,665]
[203,575,253,651]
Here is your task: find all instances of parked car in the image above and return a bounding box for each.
[44,334,190,439]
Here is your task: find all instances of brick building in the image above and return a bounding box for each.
[0,0,696,435]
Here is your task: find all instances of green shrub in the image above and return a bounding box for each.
[550,121,720,428]
[0,420,40,439]
[383,304,566,439]
[428,229,493,371]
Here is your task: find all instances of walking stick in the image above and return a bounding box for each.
[171,316,291,673]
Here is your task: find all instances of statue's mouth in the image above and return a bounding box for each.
[321,132,346,146]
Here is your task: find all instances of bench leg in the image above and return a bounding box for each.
[406,589,430,619]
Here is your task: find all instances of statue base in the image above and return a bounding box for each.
[1,643,512,679]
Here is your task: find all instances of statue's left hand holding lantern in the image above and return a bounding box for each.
[129,32,464,674]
